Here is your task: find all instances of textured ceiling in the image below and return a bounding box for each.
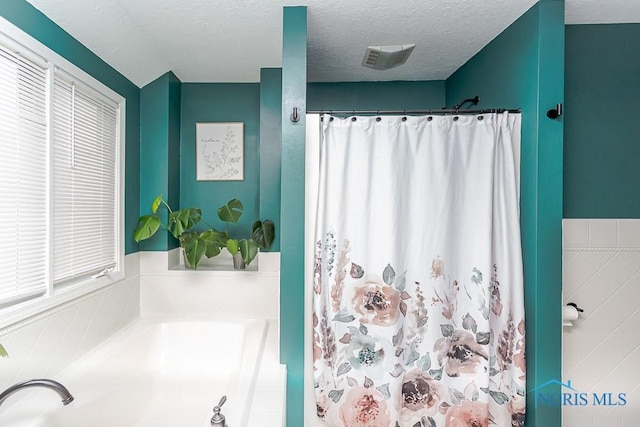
[23,0,640,87]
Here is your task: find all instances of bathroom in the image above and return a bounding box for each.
[0,0,638,426]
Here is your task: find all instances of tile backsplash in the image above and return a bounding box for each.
[563,219,640,427]
[0,254,140,391]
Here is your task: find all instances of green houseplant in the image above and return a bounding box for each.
[132,196,275,270]
[133,195,225,269]
[216,198,275,268]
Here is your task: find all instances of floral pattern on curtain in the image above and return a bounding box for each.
[311,113,525,427]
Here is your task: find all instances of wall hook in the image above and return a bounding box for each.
[290,107,300,123]
[546,103,563,119]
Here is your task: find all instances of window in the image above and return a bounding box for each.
[0,18,124,327]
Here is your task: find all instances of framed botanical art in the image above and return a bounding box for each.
[196,122,244,181]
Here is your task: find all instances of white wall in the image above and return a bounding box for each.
[563,219,640,427]
[0,253,140,392]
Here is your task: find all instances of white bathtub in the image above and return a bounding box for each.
[0,316,268,426]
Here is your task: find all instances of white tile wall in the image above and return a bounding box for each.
[0,253,140,393]
[563,219,640,427]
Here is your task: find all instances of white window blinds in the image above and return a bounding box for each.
[52,76,118,285]
[0,45,48,304]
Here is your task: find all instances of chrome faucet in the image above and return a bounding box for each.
[0,379,74,408]
[210,395,227,426]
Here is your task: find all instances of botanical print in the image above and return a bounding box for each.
[313,244,526,427]
[196,122,243,180]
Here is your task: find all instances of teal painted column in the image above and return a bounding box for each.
[260,68,282,251]
[140,72,182,251]
[530,2,564,425]
[280,7,306,427]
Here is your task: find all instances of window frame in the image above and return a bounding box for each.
[0,17,126,329]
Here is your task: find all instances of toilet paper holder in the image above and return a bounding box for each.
[566,302,584,313]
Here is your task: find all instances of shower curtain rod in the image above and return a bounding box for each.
[306,108,521,115]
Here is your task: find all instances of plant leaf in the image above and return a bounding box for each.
[217,198,243,224]
[395,271,407,292]
[462,313,478,334]
[389,364,404,378]
[151,195,163,213]
[183,236,207,269]
[337,362,351,376]
[346,377,358,387]
[418,353,431,371]
[464,381,480,402]
[239,238,259,265]
[328,389,344,403]
[476,332,490,345]
[392,328,403,347]
[359,324,368,335]
[132,215,161,242]
[252,220,275,250]
[350,262,364,279]
[440,324,454,337]
[429,366,443,381]
[382,264,396,285]
[333,308,355,323]
[364,377,374,388]
[449,387,464,405]
[488,390,509,405]
[0,344,7,358]
[399,301,407,317]
[338,333,351,344]
[226,239,239,255]
[168,208,202,238]
[375,383,391,400]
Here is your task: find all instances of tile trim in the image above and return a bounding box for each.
[565,246,640,253]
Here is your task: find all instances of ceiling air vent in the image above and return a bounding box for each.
[362,44,416,70]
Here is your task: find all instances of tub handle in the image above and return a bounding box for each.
[211,395,227,426]
[217,395,227,408]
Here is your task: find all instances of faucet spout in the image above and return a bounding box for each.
[0,379,74,408]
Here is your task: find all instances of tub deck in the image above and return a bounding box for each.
[0,316,267,427]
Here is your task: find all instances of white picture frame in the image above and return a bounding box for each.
[196,122,244,181]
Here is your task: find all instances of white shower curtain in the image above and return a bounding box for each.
[309,113,525,427]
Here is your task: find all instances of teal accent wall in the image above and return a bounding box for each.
[281,7,307,427]
[447,1,564,425]
[180,83,261,236]
[0,0,141,254]
[564,24,640,218]
[260,68,282,251]
[139,72,181,251]
[307,80,445,111]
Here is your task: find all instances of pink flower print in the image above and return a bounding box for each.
[444,400,489,427]
[352,275,400,326]
[435,330,489,377]
[339,387,392,427]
